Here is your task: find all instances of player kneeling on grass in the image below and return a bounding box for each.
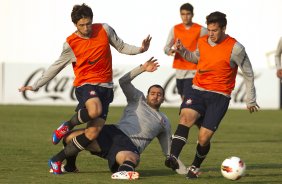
[49,57,188,179]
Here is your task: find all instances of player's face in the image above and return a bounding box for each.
[146,87,164,110]
[180,10,193,25]
[207,23,226,43]
[75,18,93,38]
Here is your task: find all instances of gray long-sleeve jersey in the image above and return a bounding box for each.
[164,24,208,79]
[116,65,171,155]
[31,23,143,90]
[178,36,257,107]
[275,37,282,69]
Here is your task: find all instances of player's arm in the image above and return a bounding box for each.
[119,57,159,102]
[19,42,76,92]
[174,39,198,63]
[231,42,259,113]
[164,27,176,56]
[103,23,151,55]
[157,116,187,175]
[200,27,208,37]
[275,37,282,79]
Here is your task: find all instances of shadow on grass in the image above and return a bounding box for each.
[137,169,176,177]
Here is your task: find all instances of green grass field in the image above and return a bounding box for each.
[0,105,281,184]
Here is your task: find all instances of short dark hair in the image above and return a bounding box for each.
[180,3,194,14]
[71,3,93,24]
[206,11,227,28]
[147,84,165,97]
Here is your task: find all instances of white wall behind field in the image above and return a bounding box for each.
[0,0,282,69]
[0,0,281,109]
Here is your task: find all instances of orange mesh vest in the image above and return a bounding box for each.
[173,23,202,70]
[67,24,112,87]
[193,35,237,95]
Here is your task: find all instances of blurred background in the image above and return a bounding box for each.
[0,0,281,108]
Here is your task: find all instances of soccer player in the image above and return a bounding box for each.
[165,11,260,179]
[164,3,207,100]
[275,37,282,79]
[49,57,188,179]
[18,3,151,165]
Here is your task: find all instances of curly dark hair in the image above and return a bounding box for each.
[71,3,93,24]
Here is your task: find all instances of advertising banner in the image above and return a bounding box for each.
[1,63,279,109]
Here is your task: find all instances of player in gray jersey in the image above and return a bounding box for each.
[49,57,188,179]
[275,37,282,79]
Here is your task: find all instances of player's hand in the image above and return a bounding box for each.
[140,35,152,53]
[276,69,282,79]
[247,104,260,113]
[174,38,183,51]
[168,49,176,56]
[18,86,34,92]
[142,57,159,72]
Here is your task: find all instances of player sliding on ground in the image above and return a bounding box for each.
[49,57,188,179]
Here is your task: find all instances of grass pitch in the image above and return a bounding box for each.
[0,105,281,184]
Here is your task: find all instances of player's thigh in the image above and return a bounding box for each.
[179,108,200,127]
[76,85,114,120]
[202,92,230,132]
[85,97,102,117]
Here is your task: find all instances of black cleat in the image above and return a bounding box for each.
[165,154,179,170]
[186,165,200,179]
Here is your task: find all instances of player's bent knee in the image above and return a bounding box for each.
[84,127,102,140]
[87,109,102,119]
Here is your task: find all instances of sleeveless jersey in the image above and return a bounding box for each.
[193,35,237,95]
[67,24,112,87]
[173,23,202,70]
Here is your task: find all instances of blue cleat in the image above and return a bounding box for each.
[48,160,62,175]
[52,122,69,145]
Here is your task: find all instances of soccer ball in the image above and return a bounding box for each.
[221,156,246,180]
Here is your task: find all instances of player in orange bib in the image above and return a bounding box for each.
[164,3,207,101]
[165,11,259,179]
[18,3,151,174]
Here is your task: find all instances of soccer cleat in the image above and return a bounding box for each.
[111,171,139,180]
[48,160,62,175]
[186,165,200,179]
[52,122,69,145]
[165,154,179,170]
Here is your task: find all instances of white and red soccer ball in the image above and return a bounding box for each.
[221,156,246,180]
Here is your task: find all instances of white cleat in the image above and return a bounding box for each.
[111,171,139,180]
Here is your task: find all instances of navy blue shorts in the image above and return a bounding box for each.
[90,125,139,173]
[75,85,114,120]
[176,78,193,96]
[181,89,230,131]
